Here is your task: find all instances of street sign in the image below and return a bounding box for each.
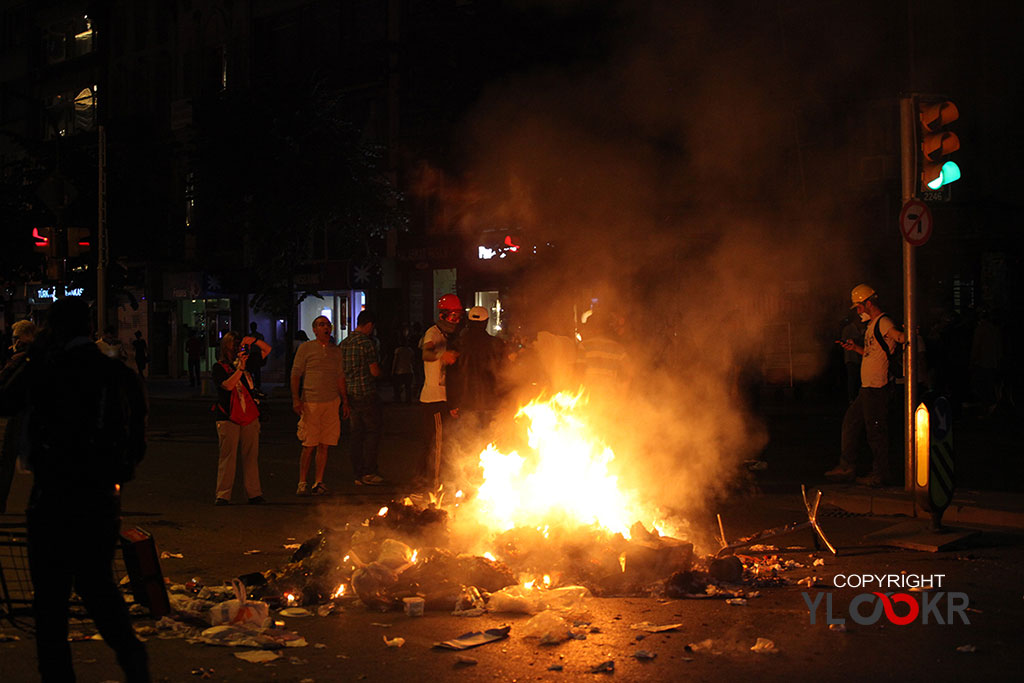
[899,198,933,246]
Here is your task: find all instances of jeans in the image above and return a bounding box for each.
[348,394,382,479]
[841,385,893,480]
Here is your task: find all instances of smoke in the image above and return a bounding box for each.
[413,2,889,535]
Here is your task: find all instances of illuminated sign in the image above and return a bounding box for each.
[33,286,85,302]
[477,234,522,260]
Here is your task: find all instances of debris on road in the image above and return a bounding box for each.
[233,650,280,663]
[279,607,313,617]
[433,626,511,650]
[521,610,571,643]
[160,551,184,559]
[588,660,615,673]
[455,655,478,666]
[829,623,847,632]
[633,650,657,660]
[750,637,778,654]
[383,635,405,648]
[630,621,682,632]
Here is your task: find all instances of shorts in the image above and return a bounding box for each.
[297,397,341,446]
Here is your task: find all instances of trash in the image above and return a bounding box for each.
[812,558,825,567]
[725,598,748,606]
[403,596,426,617]
[633,650,657,660]
[351,562,399,609]
[317,604,338,617]
[453,586,486,615]
[630,622,682,633]
[383,636,405,648]
[588,660,615,673]
[279,607,313,617]
[243,550,261,555]
[234,650,280,663]
[283,543,302,550]
[521,610,570,644]
[455,655,478,666]
[797,576,816,588]
[487,585,539,614]
[377,539,414,570]
[160,551,184,559]
[486,584,591,615]
[371,622,392,628]
[687,639,717,653]
[829,623,847,632]
[208,579,270,628]
[956,644,977,653]
[708,556,744,583]
[548,664,564,671]
[434,626,512,650]
[750,637,778,654]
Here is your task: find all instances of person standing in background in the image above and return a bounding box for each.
[132,331,149,378]
[340,310,386,486]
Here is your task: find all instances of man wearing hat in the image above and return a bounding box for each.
[825,284,906,487]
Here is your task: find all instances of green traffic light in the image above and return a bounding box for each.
[926,161,961,190]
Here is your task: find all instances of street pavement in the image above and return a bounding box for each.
[2,377,1023,681]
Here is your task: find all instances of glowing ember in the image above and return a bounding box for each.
[619,553,627,572]
[378,506,389,517]
[285,592,297,605]
[523,579,536,589]
[542,574,551,587]
[472,391,664,538]
[332,584,347,598]
[483,552,496,562]
[410,549,419,563]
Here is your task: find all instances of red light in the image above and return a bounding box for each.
[503,235,520,252]
[33,227,50,246]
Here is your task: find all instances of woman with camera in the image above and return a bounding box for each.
[212,331,270,505]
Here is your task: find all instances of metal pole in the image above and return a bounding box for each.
[899,97,917,494]
[97,125,107,332]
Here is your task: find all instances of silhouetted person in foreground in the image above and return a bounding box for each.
[0,297,149,682]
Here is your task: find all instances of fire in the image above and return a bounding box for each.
[285,592,297,605]
[332,584,347,598]
[483,552,496,561]
[410,549,419,563]
[472,391,663,538]
[378,506,389,517]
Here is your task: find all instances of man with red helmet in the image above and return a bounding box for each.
[415,294,462,487]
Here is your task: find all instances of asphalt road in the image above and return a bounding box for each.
[2,391,1023,681]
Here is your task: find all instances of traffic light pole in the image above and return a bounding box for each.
[97,125,107,332]
[899,96,918,495]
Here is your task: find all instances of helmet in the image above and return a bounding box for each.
[850,284,876,308]
[468,306,489,321]
[438,294,462,311]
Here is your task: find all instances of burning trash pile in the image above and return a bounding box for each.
[148,390,835,635]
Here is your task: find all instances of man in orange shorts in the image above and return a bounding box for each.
[291,316,349,495]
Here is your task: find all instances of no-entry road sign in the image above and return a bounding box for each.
[899,198,933,246]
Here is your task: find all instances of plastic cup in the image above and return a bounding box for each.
[403,596,425,617]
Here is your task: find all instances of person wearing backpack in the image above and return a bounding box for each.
[212,331,268,505]
[826,284,906,487]
[0,297,150,682]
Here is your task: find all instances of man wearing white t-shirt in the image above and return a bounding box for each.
[416,294,462,487]
[826,284,906,487]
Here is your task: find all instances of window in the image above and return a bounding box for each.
[43,86,97,139]
[45,15,94,65]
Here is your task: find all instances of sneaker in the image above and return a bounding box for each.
[361,474,386,486]
[296,482,309,496]
[248,496,266,505]
[856,474,884,487]
[824,465,855,482]
[214,498,229,506]
[311,482,328,496]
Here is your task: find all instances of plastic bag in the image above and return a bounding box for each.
[377,539,413,570]
[486,585,541,614]
[208,579,270,627]
[351,562,399,607]
[520,610,570,644]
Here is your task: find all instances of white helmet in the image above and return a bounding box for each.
[467,306,489,321]
[850,283,876,308]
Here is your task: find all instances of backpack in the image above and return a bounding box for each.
[872,315,904,382]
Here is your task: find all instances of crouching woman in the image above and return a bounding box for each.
[213,331,269,505]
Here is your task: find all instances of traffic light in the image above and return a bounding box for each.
[67,227,91,257]
[33,227,54,255]
[918,99,961,192]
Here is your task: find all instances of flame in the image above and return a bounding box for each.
[285,592,297,605]
[483,552,496,562]
[619,553,627,573]
[332,584,347,598]
[472,391,662,538]
[410,549,419,563]
[523,579,536,589]
[542,574,551,587]
[378,506,389,517]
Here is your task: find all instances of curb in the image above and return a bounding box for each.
[824,487,1024,531]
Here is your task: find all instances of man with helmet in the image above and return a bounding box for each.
[825,284,906,487]
[416,294,463,487]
